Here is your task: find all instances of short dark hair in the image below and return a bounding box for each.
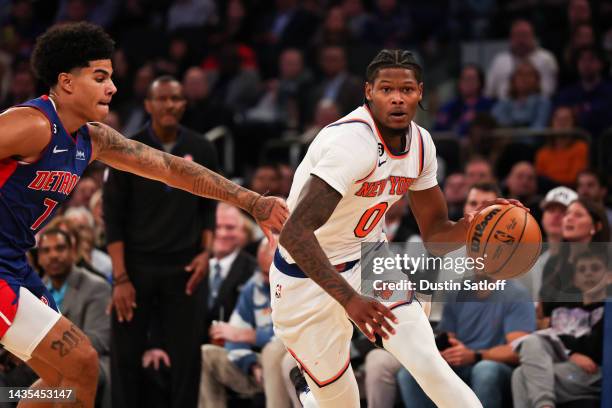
[468,181,501,197]
[574,248,609,268]
[146,75,180,99]
[31,22,115,87]
[578,168,607,188]
[366,49,422,83]
[38,228,72,249]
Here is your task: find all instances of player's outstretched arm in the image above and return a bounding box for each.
[88,122,288,239]
[279,175,397,341]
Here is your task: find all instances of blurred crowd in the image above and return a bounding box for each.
[0,0,611,407]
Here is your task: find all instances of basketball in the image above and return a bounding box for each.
[466,204,542,280]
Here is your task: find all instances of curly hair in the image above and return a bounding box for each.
[31,22,115,87]
[366,49,422,83]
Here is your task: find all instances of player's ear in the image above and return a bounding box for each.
[418,83,424,102]
[365,82,373,102]
[57,72,74,94]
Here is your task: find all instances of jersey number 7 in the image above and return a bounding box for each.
[30,198,58,230]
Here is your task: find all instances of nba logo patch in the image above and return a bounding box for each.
[40,295,49,305]
[275,284,282,299]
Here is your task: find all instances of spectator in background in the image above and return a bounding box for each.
[513,250,609,408]
[443,172,468,222]
[310,6,355,50]
[555,46,612,139]
[105,76,218,408]
[485,19,558,99]
[576,169,612,227]
[535,106,588,185]
[245,48,314,130]
[492,61,552,129]
[206,44,261,114]
[499,64,541,122]
[118,63,156,135]
[519,187,578,301]
[89,189,106,248]
[64,206,113,280]
[66,176,99,209]
[340,0,372,40]
[505,161,541,220]
[464,157,495,186]
[363,0,412,48]
[166,0,217,32]
[199,240,290,408]
[434,65,494,136]
[299,99,341,144]
[38,228,111,408]
[540,198,610,319]
[202,203,258,344]
[559,23,597,86]
[0,69,36,110]
[249,164,282,197]
[308,45,362,119]
[45,216,105,280]
[181,66,233,134]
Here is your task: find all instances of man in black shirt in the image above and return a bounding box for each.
[104,76,219,408]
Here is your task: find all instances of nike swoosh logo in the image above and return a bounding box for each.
[378,160,387,167]
[53,146,68,154]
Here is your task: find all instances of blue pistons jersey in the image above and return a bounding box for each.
[0,96,92,313]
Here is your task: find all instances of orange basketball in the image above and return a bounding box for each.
[466,204,542,280]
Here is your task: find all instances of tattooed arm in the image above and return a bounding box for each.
[279,175,397,341]
[87,122,288,238]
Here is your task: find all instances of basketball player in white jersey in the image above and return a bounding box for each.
[271,50,524,407]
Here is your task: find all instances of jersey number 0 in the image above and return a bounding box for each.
[354,202,388,238]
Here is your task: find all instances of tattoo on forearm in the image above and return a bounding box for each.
[281,177,356,306]
[89,122,264,216]
[50,325,86,358]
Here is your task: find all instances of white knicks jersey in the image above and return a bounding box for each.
[279,105,438,264]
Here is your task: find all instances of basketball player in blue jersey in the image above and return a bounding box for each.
[0,23,287,407]
[273,50,526,407]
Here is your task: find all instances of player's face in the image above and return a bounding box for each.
[365,68,422,131]
[562,202,595,242]
[38,233,74,278]
[71,59,116,122]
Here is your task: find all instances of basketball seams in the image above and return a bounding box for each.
[489,209,528,278]
[480,205,517,258]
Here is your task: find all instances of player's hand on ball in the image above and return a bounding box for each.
[252,196,289,244]
[107,280,137,323]
[345,294,397,342]
[462,198,529,225]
